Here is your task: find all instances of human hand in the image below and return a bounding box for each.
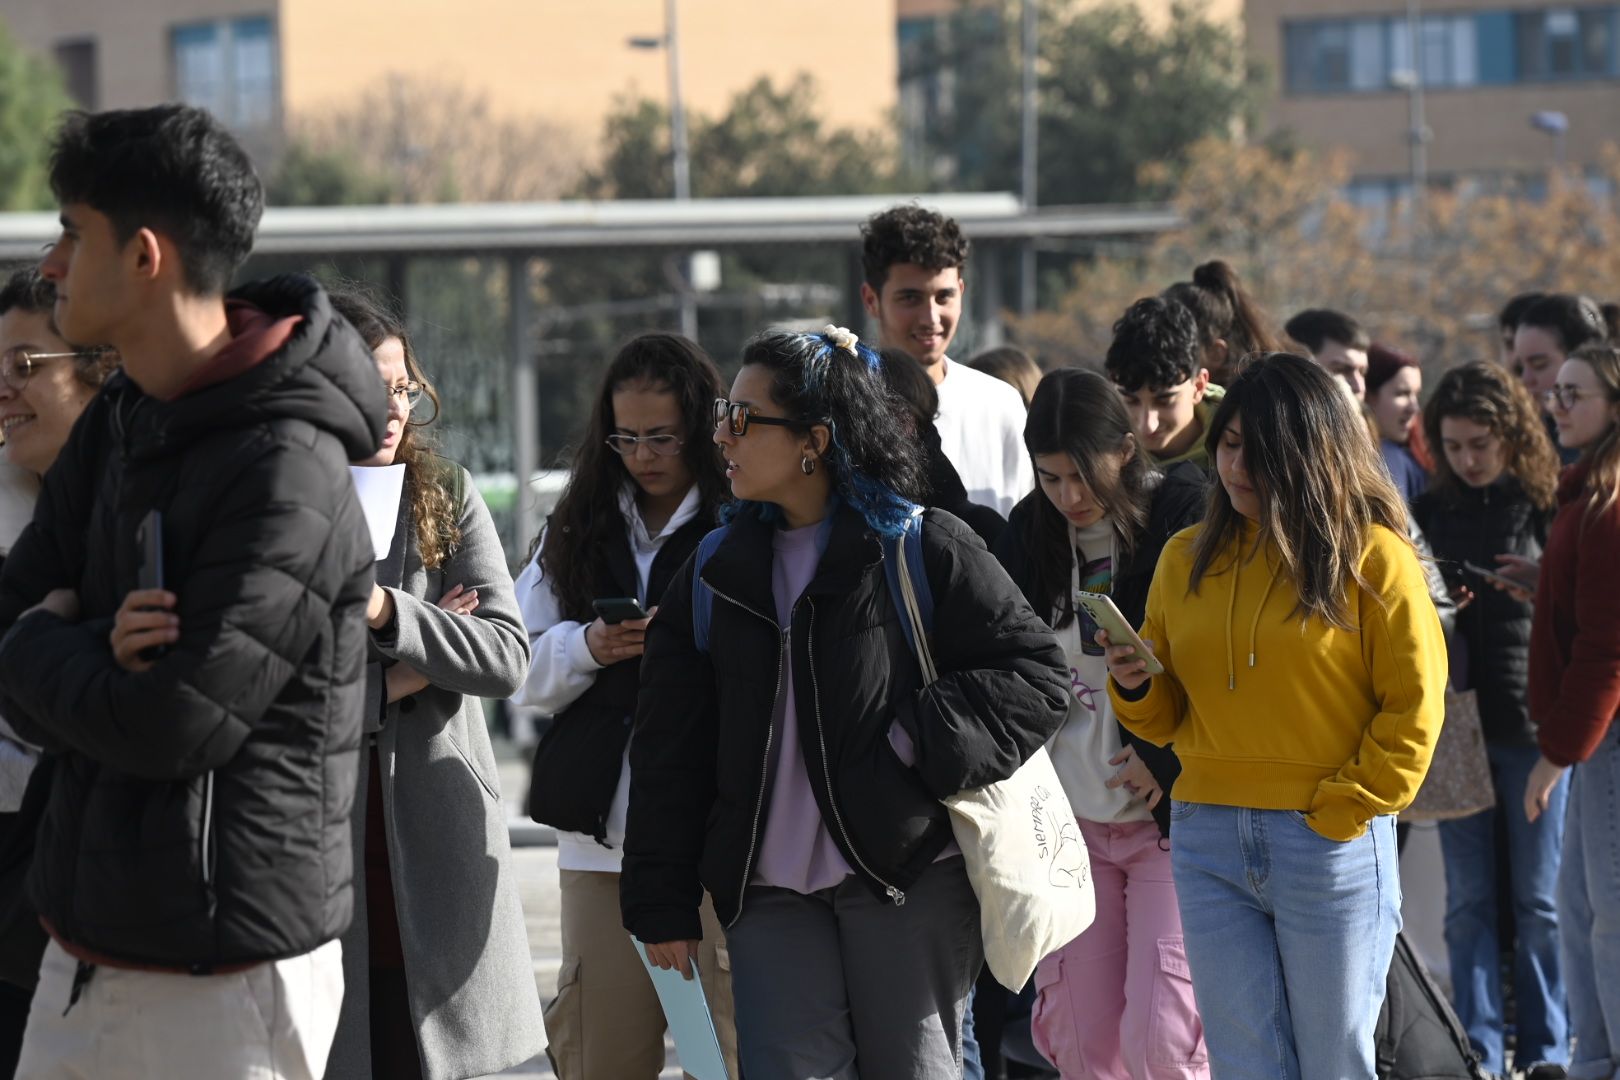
[1492,554,1539,603]
[435,584,479,616]
[1106,743,1163,810]
[110,589,177,672]
[1449,584,1475,612]
[1100,629,1156,692]
[643,938,699,980]
[385,663,431,703]
[1523,755,1567,823]
[585,610,657,666]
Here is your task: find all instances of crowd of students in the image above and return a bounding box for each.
[0,102,1615,1080]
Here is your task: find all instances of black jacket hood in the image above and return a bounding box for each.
[109,274,387,464]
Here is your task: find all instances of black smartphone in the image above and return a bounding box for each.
[592,597,650,625]
[137,509,164,592]
[136,509,169,660]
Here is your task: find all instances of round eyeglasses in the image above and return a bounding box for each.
[0,347,112,393]
[385,381,425,409]
[1542,385,1602,411]
[605,433,684,457]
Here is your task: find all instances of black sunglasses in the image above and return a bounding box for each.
[712,398,804,437]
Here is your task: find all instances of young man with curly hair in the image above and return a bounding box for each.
[1105,297,1224,471]
[859,205,1032,517]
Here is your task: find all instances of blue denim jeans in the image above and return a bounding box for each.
[1561,725,1620,1080]
[1438,740,1570,1073]
[1169,802,1401,1080]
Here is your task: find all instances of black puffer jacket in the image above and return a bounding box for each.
[0,275,385,969]
[995,462,1209,837]
[1414,478,1552,745]
[525,510,715,839]
[620,504,1070,944]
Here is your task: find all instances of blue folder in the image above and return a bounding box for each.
[634,940,730,1080]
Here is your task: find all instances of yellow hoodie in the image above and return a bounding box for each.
[1110,521,1447,841]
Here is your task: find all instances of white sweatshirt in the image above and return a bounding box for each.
[511,483,703,872]
[1047,519,1151,825]
[932,358,1034,518]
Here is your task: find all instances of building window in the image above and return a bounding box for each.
[1516,8,1616,78]
[171,15,278,128]
[1285,6,1619,94]
[53,39,98,110]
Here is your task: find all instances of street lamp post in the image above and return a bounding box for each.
[1396,0,1429,223]
[1018,0,1037,316]
[629,0,696,339]
[1531,110,1569,168]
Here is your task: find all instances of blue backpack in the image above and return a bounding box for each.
[691,512,933,654]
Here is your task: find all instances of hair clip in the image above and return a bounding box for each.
[822,325,860,355]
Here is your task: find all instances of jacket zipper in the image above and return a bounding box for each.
[805,598,906,907]
[699,581,786,929]
[200,770,216,887]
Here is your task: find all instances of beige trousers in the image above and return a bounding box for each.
[546,868,739,1080]
[16,938,344,1080]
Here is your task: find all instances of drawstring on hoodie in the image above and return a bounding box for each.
[1225,538,1279,690]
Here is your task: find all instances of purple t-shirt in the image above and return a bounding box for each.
[752,521,853,893]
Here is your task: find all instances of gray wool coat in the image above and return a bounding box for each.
[325,465,544,1080]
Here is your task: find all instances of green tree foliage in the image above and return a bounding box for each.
[576,75,908,201]
[264,142,394,207]
[0,20,73,211]
[912,0,1263,203]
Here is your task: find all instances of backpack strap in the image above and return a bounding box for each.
[883,511,934,657]
[689,526,730,653]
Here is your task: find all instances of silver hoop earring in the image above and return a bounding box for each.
[801,456,817,475]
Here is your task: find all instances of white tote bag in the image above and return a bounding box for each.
[893,536,1096,991]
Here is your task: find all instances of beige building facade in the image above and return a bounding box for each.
[1247,0,1620,193]
[1,0,899,162]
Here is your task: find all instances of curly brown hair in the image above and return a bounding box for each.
[1423,361,1559,511]
[327,282,461,569]
[860,205,969,291]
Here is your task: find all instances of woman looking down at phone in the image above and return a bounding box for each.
[1106,353,1447,1080]
[1521,343,1620,1080]
[994,368,1211,1079]
[325,285,543,1080]
[511,333,736,1080]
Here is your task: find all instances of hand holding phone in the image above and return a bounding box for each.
[585,599,657,667]
[1077,590,1164,679]
[113,510,176,670]
[1464,559,1536,598]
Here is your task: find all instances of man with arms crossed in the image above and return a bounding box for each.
[861,206,1032,517]
[0,106,385,1078]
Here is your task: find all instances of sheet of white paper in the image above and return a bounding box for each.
[348,464,407,561]
[0,461,40,557]
[634,941,730,1080]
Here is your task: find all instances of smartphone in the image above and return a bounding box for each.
[1464,560,1535,596]
[136,509,170,660]
[1074,590,1165,676]
[137,509,164,592]
[592,597,650,625]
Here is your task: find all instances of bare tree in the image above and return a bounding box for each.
[284,74,584,203]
